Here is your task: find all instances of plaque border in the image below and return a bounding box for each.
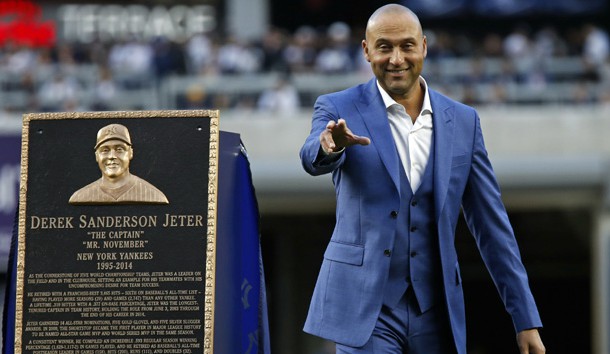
[16,110,219,354]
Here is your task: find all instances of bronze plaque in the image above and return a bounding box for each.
[15,110,219,353]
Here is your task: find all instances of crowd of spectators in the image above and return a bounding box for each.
[0,20,609,115]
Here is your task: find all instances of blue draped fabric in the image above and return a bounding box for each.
[215,131,271,354]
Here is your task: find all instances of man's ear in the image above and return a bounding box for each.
[362,39,371,62]
[129,147,134,160]
[422,35,427,58]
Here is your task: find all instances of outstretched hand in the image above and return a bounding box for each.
[516,329,545,354]
[320,118,370,153]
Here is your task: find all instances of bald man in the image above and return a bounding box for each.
[300,4,544,354]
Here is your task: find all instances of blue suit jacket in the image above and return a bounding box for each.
[300,78,542,351]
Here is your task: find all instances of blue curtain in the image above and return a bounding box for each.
[215,132,271,354]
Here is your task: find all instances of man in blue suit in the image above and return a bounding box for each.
[300,4,545,354]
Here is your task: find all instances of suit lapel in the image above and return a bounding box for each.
[356,79,400,192]
[431,90,455,222]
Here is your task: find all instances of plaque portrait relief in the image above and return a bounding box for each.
[69,123,169,205]
[14,111,219,354]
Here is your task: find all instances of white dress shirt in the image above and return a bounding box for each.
[377,77,433,192]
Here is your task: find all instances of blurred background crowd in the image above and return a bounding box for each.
[1,19,608,115]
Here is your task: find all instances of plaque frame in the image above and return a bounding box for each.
[15,110,219,354]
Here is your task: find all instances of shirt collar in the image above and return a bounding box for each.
[377,76,433,116]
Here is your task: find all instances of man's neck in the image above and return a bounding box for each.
[101,171,132,189]
[394,82,424,123]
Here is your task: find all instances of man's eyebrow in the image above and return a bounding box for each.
[375,35,418,43]
[374,39,416,48]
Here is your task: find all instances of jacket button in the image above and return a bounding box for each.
[410,251,417,258]
[410,226,417,232]
[384,249,392,257]
[411,200,418,206]
[390,211,398,218]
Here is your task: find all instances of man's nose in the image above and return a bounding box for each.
[389,49,404,65]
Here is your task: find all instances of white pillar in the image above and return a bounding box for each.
[226,0,269,41]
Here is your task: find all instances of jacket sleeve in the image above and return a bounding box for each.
[300,95,346,176]
[461,112,543,333]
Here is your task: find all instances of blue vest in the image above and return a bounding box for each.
[383,144,442,313]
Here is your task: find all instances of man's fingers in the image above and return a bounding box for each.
[355,136,371,146]
[323,121,339,152]
[320,130,336,153]
[516,329,545,354]
[323,118,370,151]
